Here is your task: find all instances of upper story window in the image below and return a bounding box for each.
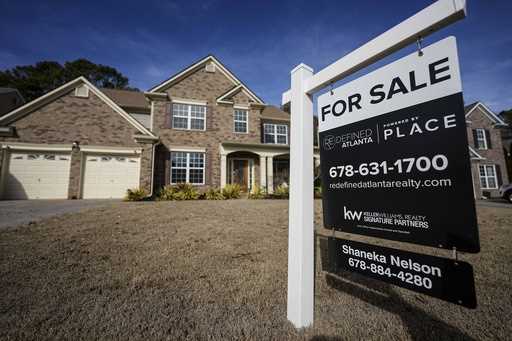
[264,123,288,144]
[172,103,206,130]
[475,129,488,150]
[234,109,248,133]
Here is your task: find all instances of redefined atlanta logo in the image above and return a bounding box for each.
[323,128,374,151]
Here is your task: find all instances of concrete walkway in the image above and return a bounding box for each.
[0,199,118,229]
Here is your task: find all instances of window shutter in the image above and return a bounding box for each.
[472,129,478,148]
[206,151,212,186]
[485,129,492,149]
[206,105,213,131]
[495,164,502,187]
[166,103,173,128]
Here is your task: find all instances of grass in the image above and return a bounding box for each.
[0,200,511,340]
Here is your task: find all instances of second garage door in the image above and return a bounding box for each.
[82,154,140,199]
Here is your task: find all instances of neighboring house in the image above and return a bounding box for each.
[0,88,24,116]
[0,55,318,200]
[499,116,512,181]
[466,102,509,198]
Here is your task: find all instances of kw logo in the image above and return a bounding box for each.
[344,206,362,221]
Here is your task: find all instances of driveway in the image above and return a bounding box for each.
[0,199,118,229]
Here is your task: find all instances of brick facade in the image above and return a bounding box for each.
[466,106,509,198]
[151,65,281,190]
[0,87,154,198]
[0,58,294,199]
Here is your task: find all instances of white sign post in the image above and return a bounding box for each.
[287,64,314,327]
[285,0,467,329]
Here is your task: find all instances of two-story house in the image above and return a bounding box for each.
[0,55,318,199]
[466,102,509,198]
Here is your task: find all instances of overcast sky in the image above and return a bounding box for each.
[1,0,511,112]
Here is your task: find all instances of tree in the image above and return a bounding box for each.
[0,59,137,101]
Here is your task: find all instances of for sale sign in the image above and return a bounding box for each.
[318,37,479,253]
[328,238,477,308]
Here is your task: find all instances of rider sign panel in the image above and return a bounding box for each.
[318,37,479,253]
[328,238,477,308]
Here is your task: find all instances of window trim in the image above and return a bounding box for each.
[171,102,207,131]
[233,108,249,134]
[263,123,288,145]
[475,128,488,150]
[479,164,498,189]
[170,151,205,185]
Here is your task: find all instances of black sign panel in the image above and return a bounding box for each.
[328,238,477,308]
[320,93,480,252]
[318,37,479,253]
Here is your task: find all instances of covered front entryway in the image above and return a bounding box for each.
[273,154,290,189]
[226,151,257,192]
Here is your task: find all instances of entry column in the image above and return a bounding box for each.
[259,155,267,191]
[267,156,274,193]
[220,153,227,188]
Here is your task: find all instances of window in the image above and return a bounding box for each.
[171,151,205,185]
[264,123,288,144]
[475,129,488,150]
[234,109,248,133]
[172,103,206,130]
[479,165,497,189]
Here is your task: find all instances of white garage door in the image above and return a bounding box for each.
[82,154,140,199]
[3,152,71,199]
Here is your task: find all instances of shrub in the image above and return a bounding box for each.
[249,185,266,199]
[173,183,200,200]
[125,188,148,201]
[314,186,322,198]
[157,185,176,201]
[222,183,241,199]
[157,184,199,201]
[205,188,225,200]
[274,184,289,199]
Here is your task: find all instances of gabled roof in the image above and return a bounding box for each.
[0,77,157,138]
[0,87,25,101]
[465,101,507,126]
[469,146,485,160]
[101,88,149,111]
[261,105,290,121]
[148,55,264,104]
[216,84,263,105]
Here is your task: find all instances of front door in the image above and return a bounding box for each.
[232,159,249,191]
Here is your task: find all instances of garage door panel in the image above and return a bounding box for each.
[82,154,140,199]
[3,152,71,199]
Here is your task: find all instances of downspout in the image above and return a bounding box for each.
[148,141,161,198]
